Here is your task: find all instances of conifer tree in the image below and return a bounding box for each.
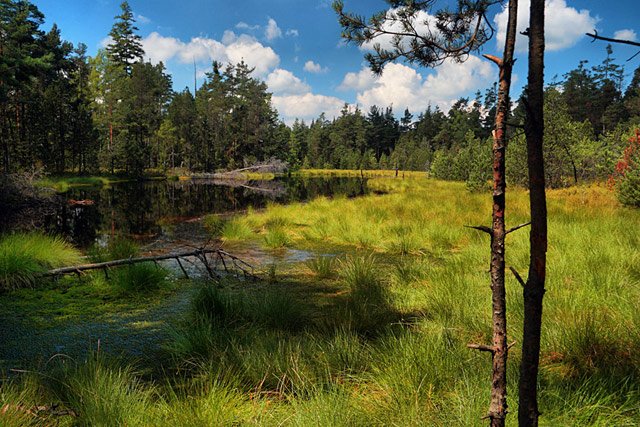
[106,1,144,74]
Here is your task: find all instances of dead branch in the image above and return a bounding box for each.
[468,343,496,354]
[509,266,526,287]
[465,224,493,236]
[44,249,258,281]
[586,31,640,48]
[506,221,531,235]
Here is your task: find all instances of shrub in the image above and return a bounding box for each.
[611,129,640,207]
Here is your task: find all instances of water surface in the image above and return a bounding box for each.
[43,177,371,249]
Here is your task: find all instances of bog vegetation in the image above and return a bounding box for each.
[1,178,639,425]
[2,0,640,425]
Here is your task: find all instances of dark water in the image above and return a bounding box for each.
[42,177,370,248]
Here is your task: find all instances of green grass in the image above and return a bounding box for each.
[3,178,640,425]
[35,175,130,192]
[0,233,81,291]
[305,255,336,278]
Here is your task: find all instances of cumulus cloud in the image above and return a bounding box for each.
[348,56,494,113]
[141,31,279,76]
[265,18,282,41]
[303,60,328,74]
[286,29,299,37]
[99,36,113,48]
[360,9,437,53]
[613,29,637,42]
[272,93,346,124]
[339,68,377,92]
[266,69,311,96]
[495,0,597,52]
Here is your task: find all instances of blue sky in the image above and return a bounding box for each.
[36,0,640,123]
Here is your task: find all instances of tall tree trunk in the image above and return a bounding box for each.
[468,1,517,425]
[1,108,9,174]
[519,0,547,425]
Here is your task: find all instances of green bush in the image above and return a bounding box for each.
[617,166,640,207]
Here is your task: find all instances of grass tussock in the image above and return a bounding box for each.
[0,233,81,291]
[4,177,640,425]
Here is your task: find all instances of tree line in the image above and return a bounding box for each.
[2,0,639,190]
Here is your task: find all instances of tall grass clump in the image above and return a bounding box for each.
[37,354,155,426]
[220,219,253,242]
[87,237,139,262]
[263,227,290,249]
[338,254,394,333]
[171,282,309,361]
[203,214,227,238]
[306,255,336,279]
[0,233,81,290]
[112,262,169,294]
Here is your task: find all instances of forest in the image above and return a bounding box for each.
[2,0,640,426]
[2,0,640,197]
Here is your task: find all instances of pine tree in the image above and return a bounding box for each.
[106,1,144,74]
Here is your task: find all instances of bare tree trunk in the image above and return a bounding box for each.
[519,0,547,425]
[467,1,518,425]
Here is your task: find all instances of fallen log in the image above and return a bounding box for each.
[44,248,257,280]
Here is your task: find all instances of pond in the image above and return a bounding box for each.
[42,176,372,249]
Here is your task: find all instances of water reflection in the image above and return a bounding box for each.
[43,177,370,248]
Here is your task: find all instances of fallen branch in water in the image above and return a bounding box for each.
[44,248,258,281]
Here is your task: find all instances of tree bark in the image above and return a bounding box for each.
[469,1,518,425]
[519,0,547,425]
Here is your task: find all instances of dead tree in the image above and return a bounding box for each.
[334,1,518,424]
[465,0,519,424]
[518,0,547,425]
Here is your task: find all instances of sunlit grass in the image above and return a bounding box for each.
[3,178,640,425]
[0,233,81,291]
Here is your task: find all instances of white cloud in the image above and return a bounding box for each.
[236,21,260,31]
[303,60,328,74]
[142,32,186,63]
[266,68,311,96]
[141,31,279,76]
[494,0,597,52]
[272,93,346,124]
[265,18,282,41]
[613,29,637,42]
[360,9,437,53]
[99,36,113,48]
[286,29,299,37]
[136,14,151,24]
[339,68,377,91]
[351,56,494,113]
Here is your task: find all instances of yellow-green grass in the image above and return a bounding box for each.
[35,175,129,192]
[36,173,169,193]
[3,178,639,426]
[0,233,82,290]
[296,168,426,178]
